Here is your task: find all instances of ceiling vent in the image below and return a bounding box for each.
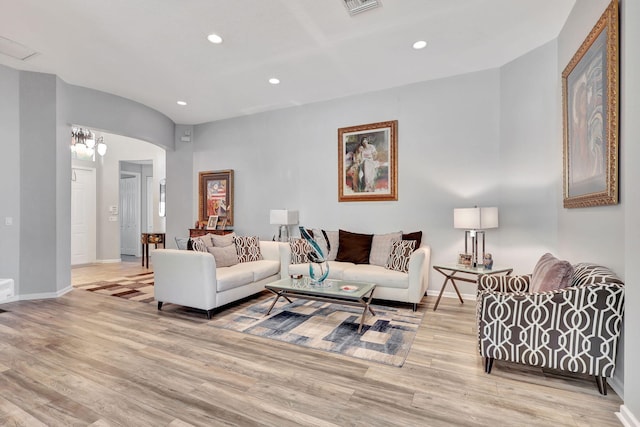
[0,36,38,61]
[343,0,381,16]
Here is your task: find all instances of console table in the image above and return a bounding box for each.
[189,228,233,237]
[432,264,513,311]
[141,232,165,268]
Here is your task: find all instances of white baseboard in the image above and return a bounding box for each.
[10,285,73,301]
[426,289,475,301]
[617,405,640,427]
[96,258,122,264]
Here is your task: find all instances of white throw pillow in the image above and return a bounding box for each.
[369,231,402,267]
[211,232,236,247]
[207,245,239,267]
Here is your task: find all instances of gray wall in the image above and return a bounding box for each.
[0,70,174,297]
[0,65,20,289]
[19,72,60,295]
[499,40,560,272]
[621,0,639,420]
[556,0,629,403]
[189,70,512,294]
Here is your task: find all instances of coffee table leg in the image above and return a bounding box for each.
[265,290,283,315]
[358,289,376,334]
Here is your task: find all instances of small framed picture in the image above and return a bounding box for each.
[207,215,219,230]
[457,253,472,267]
[217,218,227,230]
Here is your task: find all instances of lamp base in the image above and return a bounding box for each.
[276,225,290,242]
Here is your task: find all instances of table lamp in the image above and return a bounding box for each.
[269,209,299,242]
[453,206,498,268]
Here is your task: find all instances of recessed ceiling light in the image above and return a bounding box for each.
[207,33,223,44]
[268,78,280,85]
[177,101,187,106]
[412,40,428,50]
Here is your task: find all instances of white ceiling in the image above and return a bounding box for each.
[0,0,575,125]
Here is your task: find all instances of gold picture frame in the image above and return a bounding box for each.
[199,170,234,226]
[338,120,398,202]
[562,0,619,208]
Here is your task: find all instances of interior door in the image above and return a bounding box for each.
[71,168,96,265]
[119,174,141,256]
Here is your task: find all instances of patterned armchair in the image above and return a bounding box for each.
[476,263,625,395]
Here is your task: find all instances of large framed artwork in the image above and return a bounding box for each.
[338,120,398,202]
[199,169,234,226]
[562,0,619,208]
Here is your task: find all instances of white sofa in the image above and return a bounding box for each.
[152,241,281,318]
[280,240,431,311]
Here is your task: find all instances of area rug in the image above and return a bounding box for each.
[74,272,155,303]
[75,273,424,366]
[209,297,424,367]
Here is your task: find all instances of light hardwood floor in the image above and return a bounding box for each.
[0,260,623,426]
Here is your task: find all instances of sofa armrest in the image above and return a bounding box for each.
[152,249,218,311]
[477,274,531,294]
[477,282,625,376]
[406,245,431,303]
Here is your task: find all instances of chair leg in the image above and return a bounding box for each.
[595,375,608,395]
[206,309,213,320]
[484,357,494,374]
[412,303,417,312]
[157,301,163,311]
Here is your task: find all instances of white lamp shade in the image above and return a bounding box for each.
[454,207,498,229]
[269,209,298,225]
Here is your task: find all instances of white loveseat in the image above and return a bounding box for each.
[152,241,281,318]
[280,230,431,310]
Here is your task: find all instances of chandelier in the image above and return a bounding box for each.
[71,127,107,157]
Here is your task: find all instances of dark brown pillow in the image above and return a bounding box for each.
[402,231,422,249]
[335,230,373,264]
[530,253,574,293]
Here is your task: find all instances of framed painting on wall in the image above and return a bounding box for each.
[338,120,398,202]
[562,0,619,208]
[199,169,234,226]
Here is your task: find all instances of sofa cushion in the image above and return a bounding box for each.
[216,265,256,292]
[343,264,409,289]
[369,231,402,266]
[335,230,373,264]
[246,259,280,282]
[530,253,574,293]
[211,232,236,247]
[402,231,422,249]
[288,260,355,280]
[207,245,239,267]
[190,237,207,252]
[290,239,311,264]
[234,236,263,262]
[385,240,417,273]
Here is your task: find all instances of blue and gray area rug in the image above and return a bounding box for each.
[75,273,424,366]
[209,297,424,367]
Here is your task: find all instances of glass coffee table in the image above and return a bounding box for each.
[264,277,376,333]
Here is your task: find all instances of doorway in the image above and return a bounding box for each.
[119,172,141,256]
[71,167,97,265]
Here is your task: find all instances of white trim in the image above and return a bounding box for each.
[96,258,122,264]
[609,375,624,400]
[426,289,476,301]
[617,405,640,427]
[13,285,73,301]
